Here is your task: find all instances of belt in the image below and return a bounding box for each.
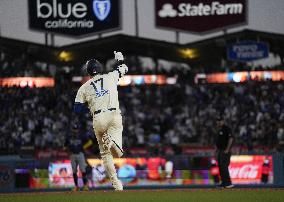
[94,108,116,115]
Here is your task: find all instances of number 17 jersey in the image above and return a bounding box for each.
[75,67,126,115]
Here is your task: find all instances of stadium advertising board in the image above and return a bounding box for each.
[44,155,272,188]
[0,163,15,191]
[195,70,284,83]
[72,75,178,86]
[155,0,247,34]
[28,0,121,37]
[228,41,269,61]
[0,77,55,87]
[229,155,273,184]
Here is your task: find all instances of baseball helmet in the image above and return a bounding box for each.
[85,59,103,76]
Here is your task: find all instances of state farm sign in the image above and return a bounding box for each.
[155,0,247,34]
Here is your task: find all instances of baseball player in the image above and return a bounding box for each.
[73,51,128,191]
[64,124,89,191]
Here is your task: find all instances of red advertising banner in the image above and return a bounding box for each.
[0,77,55,87]
[35,149,69,160]
[229,155,273,184]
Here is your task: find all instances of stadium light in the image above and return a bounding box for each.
[178,48,198,59]
[58,51,73,62]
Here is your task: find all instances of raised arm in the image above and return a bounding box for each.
[114,51,128,78]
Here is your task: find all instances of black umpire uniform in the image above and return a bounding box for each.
[215,116,234,188]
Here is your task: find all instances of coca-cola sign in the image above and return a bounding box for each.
[155,0,247,34]
[229,155,273,184]
[230,165,259,179]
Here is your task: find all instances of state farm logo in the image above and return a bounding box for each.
[0,165,13,186]
[229,165,259,179]
[158,4,177,18]
[158,1,244,18]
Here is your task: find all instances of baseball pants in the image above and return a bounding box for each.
[217,151,232,186]
[70,152,87,174]
[92,110,123,190]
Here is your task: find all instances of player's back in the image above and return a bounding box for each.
[80,71,120,114]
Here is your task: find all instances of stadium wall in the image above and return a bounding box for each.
[0,154,283,192]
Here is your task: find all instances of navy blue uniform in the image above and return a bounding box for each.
[66,135,85,154]
[65,127,90,188]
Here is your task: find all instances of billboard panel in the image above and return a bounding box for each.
[28,0,121,37]
[0,162,15,191]
[45,155,273,188]
[195,70,284,83]
[227,41,269,61]
[155,0,247,34]
[229,155,273,184]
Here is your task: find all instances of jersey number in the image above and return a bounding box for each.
[90,78,108,97]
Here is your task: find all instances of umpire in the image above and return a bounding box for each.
[215,116,234,188]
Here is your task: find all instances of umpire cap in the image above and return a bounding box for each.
[85,59,103,76]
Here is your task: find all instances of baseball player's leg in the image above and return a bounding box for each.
[93,117,123,191]
[217,151,224,186]
[78,152,88,190]
[97,136,123,190]
[106,112,124,158]
[101,151,123,190]
[222,153,232,186]
[70,154,79,190]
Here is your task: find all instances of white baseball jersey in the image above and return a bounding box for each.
[75,64,128,114]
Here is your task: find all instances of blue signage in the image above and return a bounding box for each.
[227,41,269,61]
[93,0,111,21]
[29,0,120,37]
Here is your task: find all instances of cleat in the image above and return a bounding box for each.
[83,185,89,191]
[216,183,224,188]
[224,184,234,189]
[72,186,79,191]
[113,180,123,191]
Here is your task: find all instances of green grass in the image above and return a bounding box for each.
[0,189,284,202]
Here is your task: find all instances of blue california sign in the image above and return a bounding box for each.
[29,0,120,37]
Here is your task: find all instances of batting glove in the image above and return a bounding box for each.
[114,51,124,61]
